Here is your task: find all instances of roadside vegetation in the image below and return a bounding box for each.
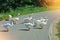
[56,21,60,39]
[0,0,60,21]
[0,6,59,21]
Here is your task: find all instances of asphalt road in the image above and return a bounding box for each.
[0,10,60,40]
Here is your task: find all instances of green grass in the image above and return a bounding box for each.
[56,21,60,38]
[0,6,60,21]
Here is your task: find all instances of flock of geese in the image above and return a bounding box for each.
[23,15,48,31]
[0,14,48,32]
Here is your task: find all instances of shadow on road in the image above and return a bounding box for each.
[18,29,29,31]
[33,27,43,29]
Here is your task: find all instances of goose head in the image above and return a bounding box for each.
[9,15,12,18]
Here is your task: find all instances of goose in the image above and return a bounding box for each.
[24,19,35,31]
[3,20,14,31]
[13,17,19,21]
[40,17,48,25]
[24,16,32,20]
[8,14,20,24]
[35,17,48,25]
[34,17,48,28]
[9,13,20,21]
[13,13,20,21]
[8,15,16,24]
[24,14,33,23]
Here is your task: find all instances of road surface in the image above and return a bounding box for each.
[0,10,60,40]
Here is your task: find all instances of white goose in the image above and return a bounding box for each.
[14,17,19,21]
[24,14,33,23]
[8,14,20,24]
[24,16,32,20]
[33,17,48,29]
[35,17,48,25]
[3,20,14,30]
[40,17,48,25]
[24,20,35,31]
[13,13,20,21]
[9,13,20,21]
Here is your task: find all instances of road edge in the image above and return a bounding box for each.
[49,17,60,40]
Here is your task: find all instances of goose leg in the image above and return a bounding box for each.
[28,28,31,31]
[27,26,32,31]
[40,24,43,29]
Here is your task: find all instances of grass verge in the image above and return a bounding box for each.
[56,21,60,39]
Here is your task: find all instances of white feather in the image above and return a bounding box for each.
[3,21,13,29]
[14,17,19,21]
[24,21,35,28]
